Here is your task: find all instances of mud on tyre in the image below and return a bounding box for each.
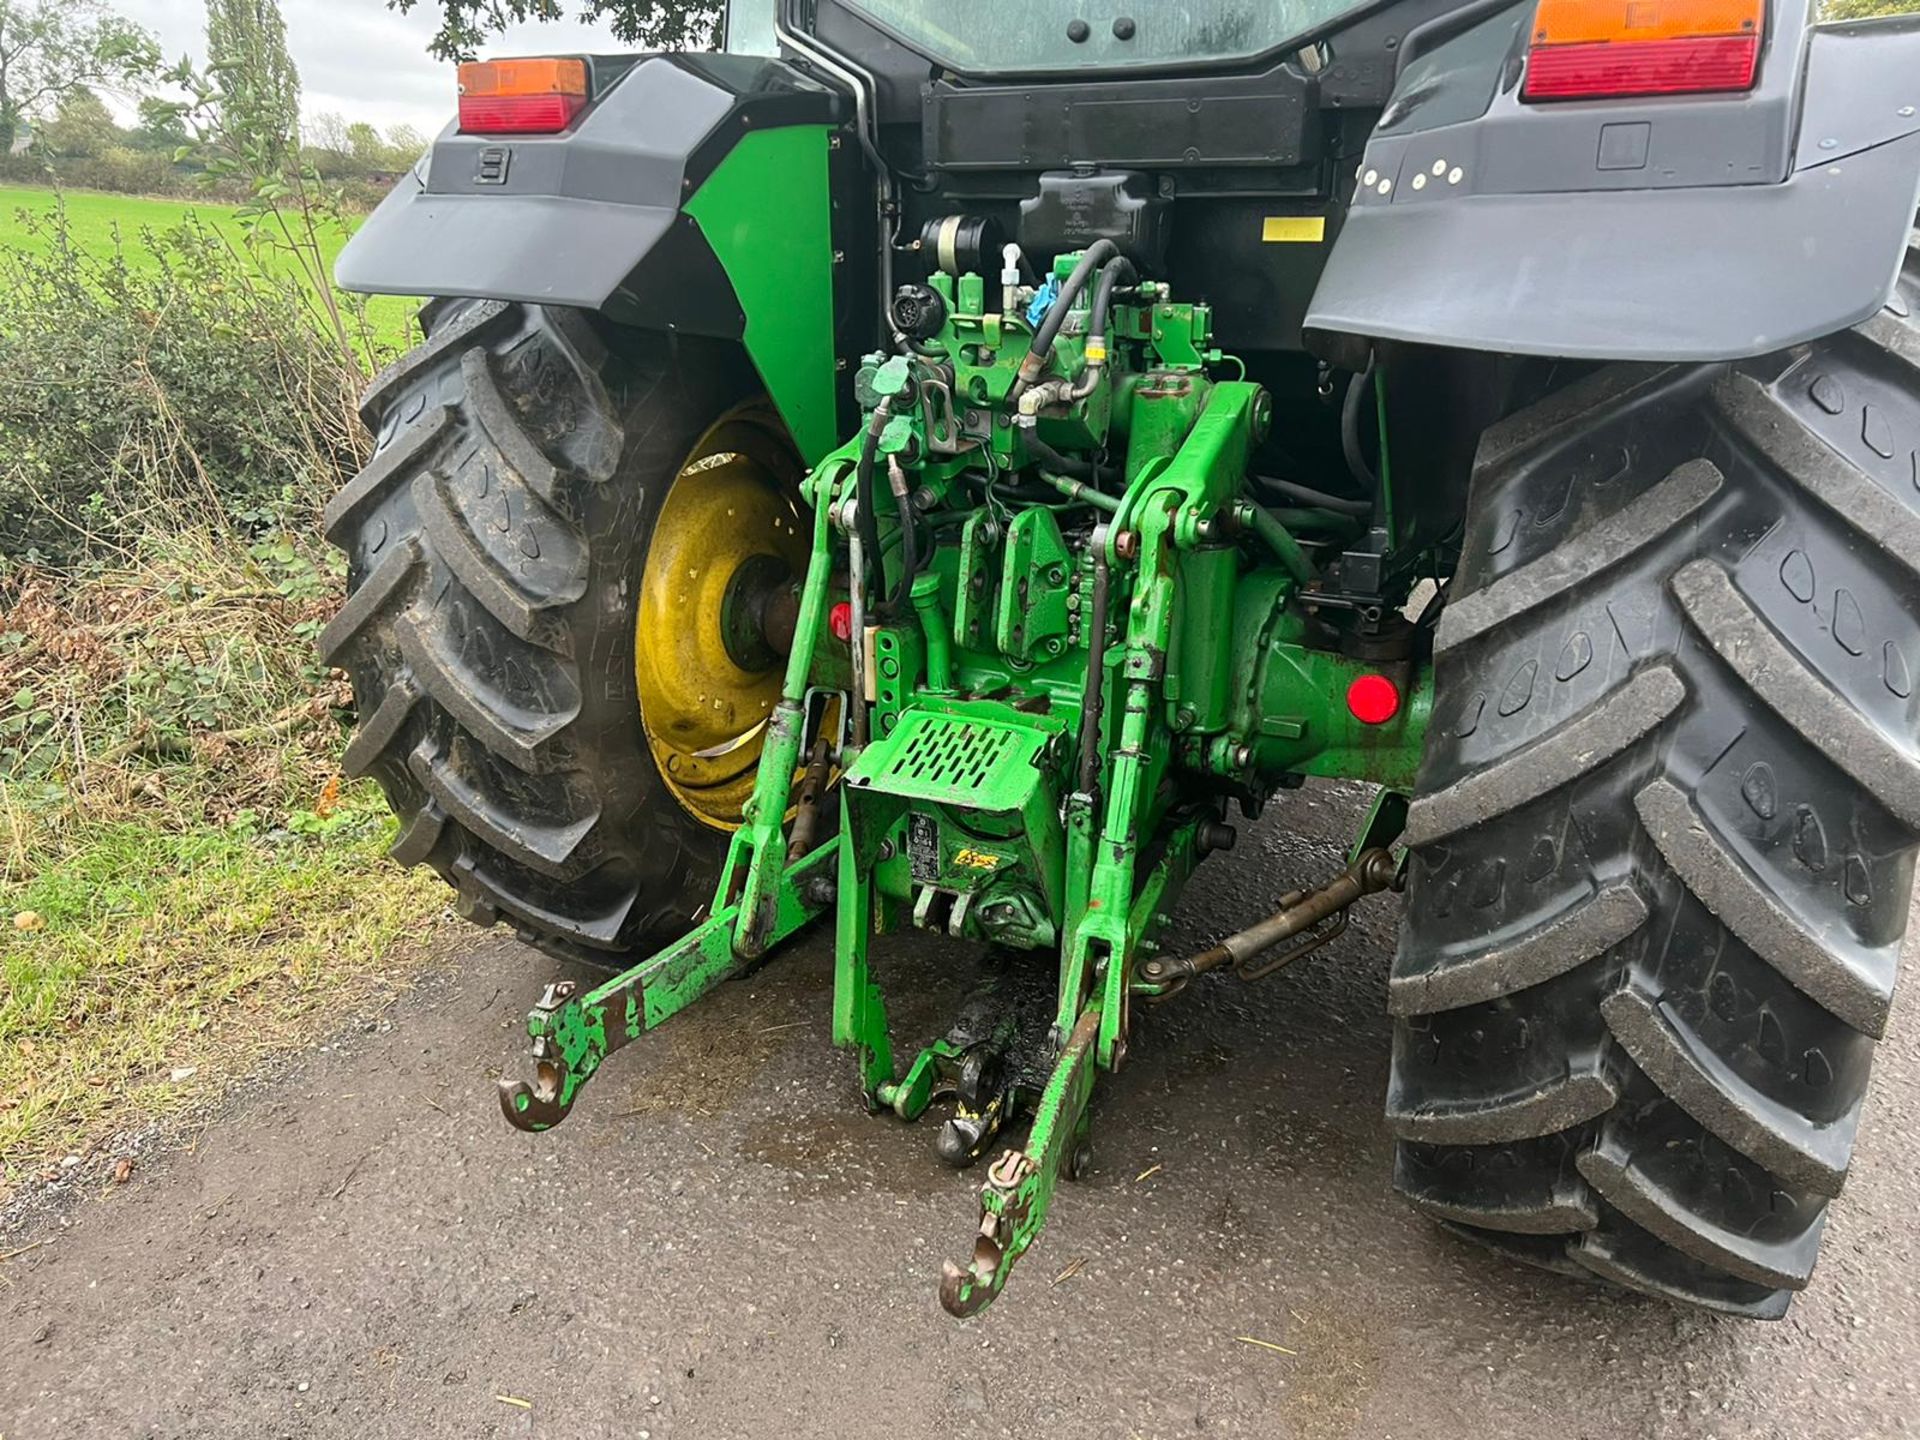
[1388,237,1920,1318]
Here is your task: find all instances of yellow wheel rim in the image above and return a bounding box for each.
[635,402,806,831]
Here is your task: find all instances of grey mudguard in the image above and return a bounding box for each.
[1305,8,1920,361]
[334,53,838,310]
[338,174,676,308]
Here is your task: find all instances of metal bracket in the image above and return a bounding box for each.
[497,837,841,1133]
[939,1004,1101,1318]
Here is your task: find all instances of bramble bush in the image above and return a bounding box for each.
[0,202,372,570]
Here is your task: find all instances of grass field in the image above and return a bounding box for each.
[0,183,419,352]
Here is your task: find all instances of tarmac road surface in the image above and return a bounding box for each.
[2,781,1916,1439]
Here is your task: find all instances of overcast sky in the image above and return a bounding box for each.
[118,0,622,134]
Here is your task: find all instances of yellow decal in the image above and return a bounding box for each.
[1261,216,1327,244]
[952,848,1003,871]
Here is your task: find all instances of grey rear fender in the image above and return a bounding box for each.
[1304,5,1920,362]
[334,53,863,460]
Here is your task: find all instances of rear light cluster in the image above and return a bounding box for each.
[1522,0,1764,101]
[458,57,590,134]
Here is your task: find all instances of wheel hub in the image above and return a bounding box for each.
[633,406,805,831]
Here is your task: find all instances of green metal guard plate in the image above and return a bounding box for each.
[846,709,1052,814]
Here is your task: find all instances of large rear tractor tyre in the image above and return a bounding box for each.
[319,301,806,964]
[1390,238,1920,1318]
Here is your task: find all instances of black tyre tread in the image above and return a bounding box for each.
[1632,777,1895,1038]
[394,614,578,767]
[407,737,600,877]
[1386,1070,1619,1146]
[322,407,455,546]
[1435,459,1724,655]
[1389,262,1920,1318]
[317,536,422,665]
[1570,1222,1792,1320]
[453,853,635,950]
[1856,310,1920,377]
[389,801,448,867]
[1401,663,1686,848]
[1712,369,1920,585]
[355,298,517,426]
[1669,557,1920,830]
[1574,1113,1827,1297]
[341,675,420,780]
[1599,984,1858,1198]
[1387,878,1648,1017]
[1467,361,1684,479]
[1435,1221,1595,1281]
[1397,1136,1599,1233]
[409,468,580,653]
[324,301,754,961]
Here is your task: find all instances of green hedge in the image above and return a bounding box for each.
[0,151,393,211]
[0,207,370,569]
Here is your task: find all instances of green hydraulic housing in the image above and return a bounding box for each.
[498,246,1432,1319]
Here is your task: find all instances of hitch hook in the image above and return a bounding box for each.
[497,981,585,1132]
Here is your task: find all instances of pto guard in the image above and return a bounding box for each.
[1306,14,1920,362]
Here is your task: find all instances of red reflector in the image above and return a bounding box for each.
[1346,674,1401,726]
[457,91,586,134]
[1522,34,1759,99]
[829,602,854,643]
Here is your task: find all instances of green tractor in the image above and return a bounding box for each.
[327,0,1920,1319]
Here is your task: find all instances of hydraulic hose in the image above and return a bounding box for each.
[1064,255,1139,402]
[1269,506,1364,535]
[886,455,919,621]
[853,398,891,614]
[1023,434,1119,511]
[1087,257,1137,352]
[1037,470,1121,513]
[1234,501,1315,585]
[1012,238,1119,400]
[1255,475,1372,517]
[1341,362,1377,494]
[966,473,1058,505]
[1024,433,1105,484]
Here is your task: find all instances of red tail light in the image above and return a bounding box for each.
[1346,674,1402,726]
[1522,0,1764,101]
[458,58,589,135]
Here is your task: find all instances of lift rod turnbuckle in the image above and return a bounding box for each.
[1137,847,1402,999]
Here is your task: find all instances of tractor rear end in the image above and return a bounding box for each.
[325,0,1920,1321]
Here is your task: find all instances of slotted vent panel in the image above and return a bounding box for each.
[847,709,1051,811]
